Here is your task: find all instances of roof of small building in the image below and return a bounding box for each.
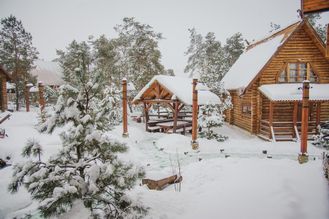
[221,19,326,91]
[258,83,329,101]
[133,75,220,105]
[30,60,64,86]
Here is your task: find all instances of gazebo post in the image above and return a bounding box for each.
[25,83,31,112]
[299,80,310,164]
[122,78,129,137]
[143,102,149,131]
[173,98,179,133]
[191,78,199,150]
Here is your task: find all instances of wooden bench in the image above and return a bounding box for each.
[147,126,162,132]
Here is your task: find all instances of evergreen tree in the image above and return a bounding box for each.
[92,35,121,86]
[114,17,165,90]
[223,32,245,68]
[56,40,93,86]
[0,15,38,110]
[198,103,227,142]
[306,13,326,42]
[8,69,146,218]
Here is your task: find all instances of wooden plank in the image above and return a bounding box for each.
[302,0,329,14]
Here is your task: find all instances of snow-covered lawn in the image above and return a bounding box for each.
[1,111,329,219]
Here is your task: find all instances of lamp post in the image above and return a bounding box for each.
[298,80,310,164]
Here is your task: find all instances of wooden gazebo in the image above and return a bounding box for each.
[132,75,220,135]
[0,65,11,111]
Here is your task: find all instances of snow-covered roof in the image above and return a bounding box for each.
[133,75,220,105]
[258,83,329,102]
[221,21,300,90]
[31,60,64,86]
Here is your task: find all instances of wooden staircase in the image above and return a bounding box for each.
[258,120,318,142]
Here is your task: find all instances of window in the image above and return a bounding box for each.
[242,104,251,116]
[277,62,318,83]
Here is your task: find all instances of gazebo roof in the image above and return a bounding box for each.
[133,75,220,105]
[258,83,329,102]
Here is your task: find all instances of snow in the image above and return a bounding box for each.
[30,60,64,86]
[1,110,329,219]
[221,22,299,91]
[133,75,220,105]
[259,83,329,101]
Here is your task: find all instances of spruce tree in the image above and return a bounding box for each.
[56,40,92,86]
[114,17,165,90]
[0,15,38,110]
[8,68,146,218]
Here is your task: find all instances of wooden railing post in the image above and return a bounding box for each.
[269,101,276,142]
[25,83,31,112]
[38,82,45,112]
[299,80,310,163]
[191,78,199,150]
[122,78,129,137]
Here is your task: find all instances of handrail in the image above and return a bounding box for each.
[270,126,276,142]
[294,125,300,142]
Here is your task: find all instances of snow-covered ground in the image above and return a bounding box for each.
[1,110,329,219]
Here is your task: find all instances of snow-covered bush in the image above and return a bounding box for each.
[8,70,146,218]
[198,103,227,142]
[313,122,329,148]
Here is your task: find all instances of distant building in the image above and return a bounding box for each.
[221,18,329,141]
[30,60,64,88]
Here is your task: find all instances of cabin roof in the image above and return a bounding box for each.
[221,19,326,91]
[31,60,64,86]
[258,83,329,102]
[133,75,220,105]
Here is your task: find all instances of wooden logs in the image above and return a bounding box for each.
[142,174,183,190]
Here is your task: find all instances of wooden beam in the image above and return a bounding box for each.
[143,102,149,131]
[301,81,310,155]
[122,79,128,137]
[191,78,199,149]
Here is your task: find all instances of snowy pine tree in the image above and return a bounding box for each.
[8,69,146,218]
[198,103,227,142]
[0,15,39,111]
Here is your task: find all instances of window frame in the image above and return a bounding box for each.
[241,103,252,117]
[276,62,318,83]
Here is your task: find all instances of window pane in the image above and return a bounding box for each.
[289,69,297,82]
[299,63,307,82]
[309,70,317,82]
[278,70,286,82]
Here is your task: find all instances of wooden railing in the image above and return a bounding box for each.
[259,119,319,141]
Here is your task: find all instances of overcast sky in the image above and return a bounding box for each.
[0,0,328,76]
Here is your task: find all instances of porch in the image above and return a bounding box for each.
[258,83,329,141]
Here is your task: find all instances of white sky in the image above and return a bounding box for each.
[0,0,328,76]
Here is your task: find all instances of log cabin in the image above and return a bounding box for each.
[0,65,11,111]
[222,18,329,141]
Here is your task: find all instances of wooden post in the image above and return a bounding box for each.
[122,78,129,137]
[25,83,31,112]
[38,82,45,112]
[299,80,310,163]
[144,102,149,131]
[326,24,329,58]
[292,102,298,138]
[173,100,178,133]
[191,78,199,149]
[316,102,321,134]
[269,101,274,139]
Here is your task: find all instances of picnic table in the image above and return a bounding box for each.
[157,120,192,134]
